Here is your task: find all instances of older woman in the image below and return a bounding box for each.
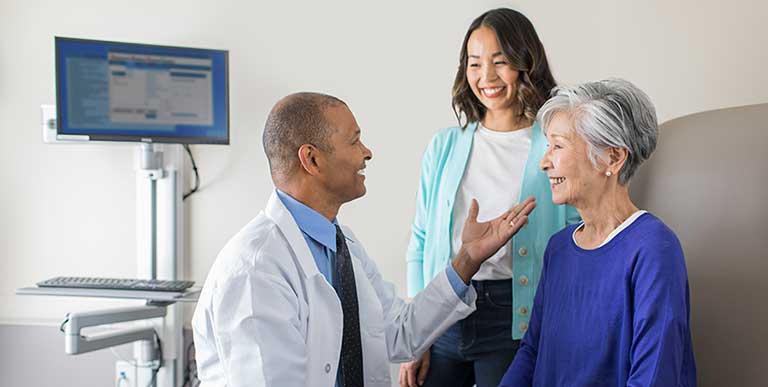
[499,79,697,387]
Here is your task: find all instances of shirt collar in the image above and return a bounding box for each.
[276,189,337,253]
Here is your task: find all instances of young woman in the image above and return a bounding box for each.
[399,8,579,387]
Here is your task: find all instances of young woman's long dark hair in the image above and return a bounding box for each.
[452,8,556,128]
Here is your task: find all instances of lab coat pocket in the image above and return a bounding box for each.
[364,319,385,338]
[352,258,385,335]
[361,325,390,384]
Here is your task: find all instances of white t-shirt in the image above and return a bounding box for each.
[451,123,532,281]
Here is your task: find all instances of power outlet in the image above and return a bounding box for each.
[40,104,57,143]
[116,360,137,387]
[116,359,157,387]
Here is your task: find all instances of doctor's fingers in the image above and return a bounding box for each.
[502,197,535,221]
[399,363,414,387]
[407,366,419,387]
[508,200,536,226]
[508,215,530,235]
[416,354,430,385]
[403,363,422,387]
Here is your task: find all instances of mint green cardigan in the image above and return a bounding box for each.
[406,121,580,339]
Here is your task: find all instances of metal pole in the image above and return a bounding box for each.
[150,178,157,279]
[140,143,165,280]
[137,143,168,386]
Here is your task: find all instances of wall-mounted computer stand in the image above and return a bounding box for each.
[133,143,185,387]
[17,143,188,387]
[60,143,186,387]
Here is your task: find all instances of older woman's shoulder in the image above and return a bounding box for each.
[632,213,682,246]
[630,213,686,270]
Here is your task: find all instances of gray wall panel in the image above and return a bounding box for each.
[631,103,768,387]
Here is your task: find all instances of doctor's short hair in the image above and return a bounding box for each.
[262,92,347,180]
[537,78,658,185]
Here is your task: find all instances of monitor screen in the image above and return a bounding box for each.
[55,37,229,144]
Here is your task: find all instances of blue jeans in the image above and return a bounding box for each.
[422,279,520,387]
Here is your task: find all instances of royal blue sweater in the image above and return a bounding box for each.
[499,213,697,387]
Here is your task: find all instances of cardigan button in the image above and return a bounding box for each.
[518,247,528,256]
[519,323,529,333]
[519,306,529,316]
[518,275,529,286]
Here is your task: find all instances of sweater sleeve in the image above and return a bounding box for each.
[498,243,550,386]
[627,232,692,387]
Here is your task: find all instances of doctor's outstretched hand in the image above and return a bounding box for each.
[452,197,536,284]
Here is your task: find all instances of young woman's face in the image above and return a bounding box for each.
[465,26,520,114]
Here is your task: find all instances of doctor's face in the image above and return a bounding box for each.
[318,105,373,204]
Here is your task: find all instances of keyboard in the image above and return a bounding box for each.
[37,276,195,293]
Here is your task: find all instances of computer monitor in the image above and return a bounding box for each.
[55,37,229,144]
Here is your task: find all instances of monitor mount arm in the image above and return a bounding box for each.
[63,305,166,357]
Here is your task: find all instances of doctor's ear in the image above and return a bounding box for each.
[298,144,322,176]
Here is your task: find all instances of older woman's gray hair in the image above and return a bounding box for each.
[537,78,658,185]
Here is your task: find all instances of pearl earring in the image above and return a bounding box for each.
[605,171,613,177]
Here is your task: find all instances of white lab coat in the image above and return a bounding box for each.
[192,191,477,387]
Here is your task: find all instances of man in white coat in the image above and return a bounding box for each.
[192,92,536,387]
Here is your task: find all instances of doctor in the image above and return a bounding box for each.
[192,92,536,387]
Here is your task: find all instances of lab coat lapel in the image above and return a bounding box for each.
[265,190,324,279]
[265,190,345,380]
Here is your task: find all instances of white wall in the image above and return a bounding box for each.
[1,0,767,326]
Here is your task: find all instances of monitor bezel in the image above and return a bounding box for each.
[55,36,230,145]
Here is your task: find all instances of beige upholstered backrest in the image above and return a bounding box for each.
[630,103,768,387]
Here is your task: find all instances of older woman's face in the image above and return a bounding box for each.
[539,112,607,207]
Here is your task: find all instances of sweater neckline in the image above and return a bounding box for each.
[568,212,651,255]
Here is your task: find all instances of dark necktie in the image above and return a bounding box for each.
[334,225,364,387]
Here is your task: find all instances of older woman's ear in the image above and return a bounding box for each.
[605,147,629,177]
